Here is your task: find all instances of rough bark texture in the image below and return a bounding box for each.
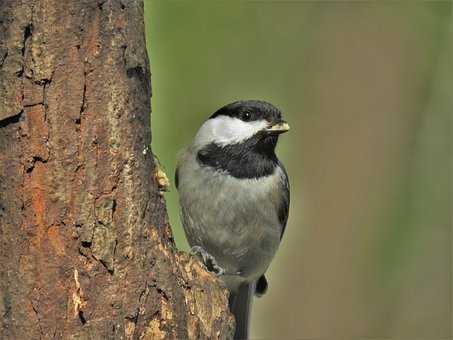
[0,0,234,339]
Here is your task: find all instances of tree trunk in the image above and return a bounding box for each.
[0,0,234,339]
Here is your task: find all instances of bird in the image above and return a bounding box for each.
[175,100,290,340]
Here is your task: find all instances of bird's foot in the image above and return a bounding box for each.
[190,246,225,276]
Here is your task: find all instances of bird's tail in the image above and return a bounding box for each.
[229,282,255,340]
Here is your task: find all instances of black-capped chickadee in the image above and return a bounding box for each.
[176,100,290,340]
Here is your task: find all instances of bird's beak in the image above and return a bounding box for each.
[265,121,290,134]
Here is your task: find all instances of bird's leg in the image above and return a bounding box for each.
[190,246,225,276]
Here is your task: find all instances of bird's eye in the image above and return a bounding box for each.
[242,112,252,121]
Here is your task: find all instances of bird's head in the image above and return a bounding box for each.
[194,100,289,153]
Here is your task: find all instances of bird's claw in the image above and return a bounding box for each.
[190,246,225,276]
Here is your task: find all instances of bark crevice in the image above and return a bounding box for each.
[0,111,23,127]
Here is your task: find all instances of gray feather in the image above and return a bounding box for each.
[177,147,285,285]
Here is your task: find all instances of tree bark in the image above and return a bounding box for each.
[0,0,234,339]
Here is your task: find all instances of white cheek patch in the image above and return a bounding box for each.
[194,116,268,147]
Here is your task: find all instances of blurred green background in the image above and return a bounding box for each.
[144,1,452,339]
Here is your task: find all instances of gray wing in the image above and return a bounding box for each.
[255,163,289,297]
[277,162,290,239]
[175,147,191,191]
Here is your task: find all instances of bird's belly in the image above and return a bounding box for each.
[179,165,282,281]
